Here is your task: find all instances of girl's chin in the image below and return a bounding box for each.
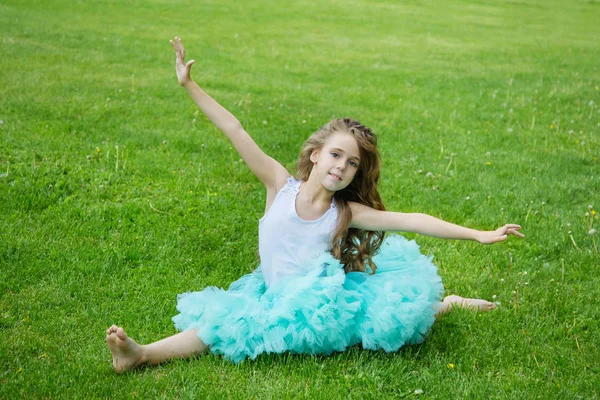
[323,178,349,191]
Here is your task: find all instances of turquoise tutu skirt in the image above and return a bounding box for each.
[172,234,444,363]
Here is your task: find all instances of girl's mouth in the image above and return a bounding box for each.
[329,173,342,181]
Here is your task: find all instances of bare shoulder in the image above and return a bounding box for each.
[264,169,292,213]
[348,201,380,229]
[270,167,292,193]
[349,202,406,231]
[349,201,376,214]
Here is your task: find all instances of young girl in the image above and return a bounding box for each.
[105,36,524,372]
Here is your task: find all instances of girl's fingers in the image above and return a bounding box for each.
[507,229,525,238]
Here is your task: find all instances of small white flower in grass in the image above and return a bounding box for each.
[500,278,505,282]
[567,223,571,227]
[0,120,3,125]
[523,271,528,275]
[512,291,517,295]
[465,196,470,200]
[507,128,513,132]
[486,151,491,156]
[585,212,589,217]
[568,130,574,134]
[425,172,435,178]
[589,205,594,210]
[263,120,268,125]
[494,301,501,306]
[589,228,597,235]
[525,282,529,286]
[302,120,306,124]
[414,389,424,395]
[492,295,497,300]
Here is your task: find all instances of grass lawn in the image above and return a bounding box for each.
[1,0,599,397]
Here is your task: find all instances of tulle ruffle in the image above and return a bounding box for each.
[172,234,444,363]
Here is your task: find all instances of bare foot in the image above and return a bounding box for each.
[441,294,496,313]
[106,325,146,372]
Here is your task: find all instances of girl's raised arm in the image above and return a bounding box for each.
[169,36,289,192]
[349,202,524,244]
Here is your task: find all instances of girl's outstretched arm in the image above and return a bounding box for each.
[349,202,524,244]
[169,36,289,192]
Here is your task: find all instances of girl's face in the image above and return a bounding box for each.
[310,132,361,191]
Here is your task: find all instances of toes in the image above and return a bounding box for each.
[106,325,124,341]
[106,332,115,344]
[116,327,127,341]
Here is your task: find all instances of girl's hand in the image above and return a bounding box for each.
[169,36,195,86]
[475,224,524,244]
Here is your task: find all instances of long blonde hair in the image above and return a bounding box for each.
[296,118,385,274]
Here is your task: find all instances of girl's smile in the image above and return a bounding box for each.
[328,172,342,181]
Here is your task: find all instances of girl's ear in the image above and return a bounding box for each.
[310,149,319,163]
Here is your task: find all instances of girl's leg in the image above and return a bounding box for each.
[436,294,495,318]
[106,325,208,372]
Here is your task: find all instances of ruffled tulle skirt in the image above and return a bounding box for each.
[172,234,444,363]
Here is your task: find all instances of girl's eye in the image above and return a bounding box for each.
[331,152,339,158]
[349,161,358,168]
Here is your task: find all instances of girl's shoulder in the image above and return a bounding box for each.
[280,176,302,194]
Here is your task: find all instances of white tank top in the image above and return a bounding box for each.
[258,177,339,287]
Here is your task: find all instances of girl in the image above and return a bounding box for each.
[105,37,524,372]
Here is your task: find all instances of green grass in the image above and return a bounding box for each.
[1,0,599,397]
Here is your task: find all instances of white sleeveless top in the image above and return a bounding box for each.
[258,177,339,287]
